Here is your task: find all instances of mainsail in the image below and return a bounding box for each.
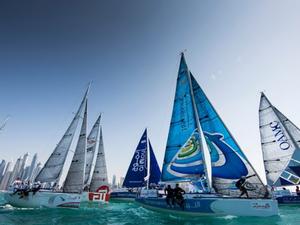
[162,53,267,198]
[35,86,89,183]
[148,140,161,186]
[90,126,109,192]
[63,100,88,193]
[123,129,148,188]
[84,114,101,185]
[259,92,300,186]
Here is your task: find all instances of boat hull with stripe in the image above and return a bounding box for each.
[3,189,109,208]
[135,195,278,217]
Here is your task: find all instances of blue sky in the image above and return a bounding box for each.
[1,0,300,183]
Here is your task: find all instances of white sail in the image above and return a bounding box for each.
[90,126,108,192]
[84,114,101,185]
[259,92,300,186]
[35,86,89,184]
[63,100,88,193]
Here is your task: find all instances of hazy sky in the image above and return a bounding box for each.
[1,0,300,184]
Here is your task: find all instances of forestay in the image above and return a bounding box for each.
[63,100,87,193]
[90,126,109,192]
[123,129,148,188]
[35,86,89,183]
[259,92,300,186]
[84,114,101,185]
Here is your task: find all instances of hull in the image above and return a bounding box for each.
[4,189,109,208]
[276,195,300,205]
[136,196,278,217]
[110,191,136,202]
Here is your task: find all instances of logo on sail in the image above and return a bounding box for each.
[270,121,290,150]
[167,130,248,179]
[132,148,147,172]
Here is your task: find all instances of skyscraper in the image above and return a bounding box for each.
[0,162,12,190]
[28,153,38,181]
[0,160,6,182]
[19,152,29,178]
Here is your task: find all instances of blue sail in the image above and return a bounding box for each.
[190,74,267,197]
[123,129,148,188]
[148,140,161,186]
[161,54,205,181]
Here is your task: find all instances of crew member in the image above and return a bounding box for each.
[174,183,185,209]
[236,176,249,198]
[164,185,174,207]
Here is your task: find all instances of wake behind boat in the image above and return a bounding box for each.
[110,129,161,202]
[4,85,110,208]
[135,53,278,217]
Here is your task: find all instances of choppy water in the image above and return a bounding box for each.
[1,193,300,225]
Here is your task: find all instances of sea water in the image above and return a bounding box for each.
[1,193,300,225]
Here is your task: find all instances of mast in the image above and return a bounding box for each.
[183,53,212,191]
[146,128,150,189]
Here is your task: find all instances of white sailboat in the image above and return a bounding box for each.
[4,85,109,208]
[135,53,278,217]
[259,92,300,204]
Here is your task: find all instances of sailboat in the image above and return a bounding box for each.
[259,92,300,204]
[110,128,161,202]
[4,85,110,208]
[135,53,278,217]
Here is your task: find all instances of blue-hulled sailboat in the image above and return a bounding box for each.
[135,53,278,217]
[259,92,300,204]
[110,129,161,202]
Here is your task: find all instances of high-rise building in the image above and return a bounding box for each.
[0,162,12,190]
[31,162,42,181]
[112,174,116,188]
[28,153,38,181]
[9,157,22,185]
[19,152,29,178]
[119,176,125,187]
[0,160,6,182]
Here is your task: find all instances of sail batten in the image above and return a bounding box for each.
[63,100,88,193]
[35,86,90,184]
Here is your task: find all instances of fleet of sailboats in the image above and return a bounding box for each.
[4,85,110,208]
[3,52,300,216]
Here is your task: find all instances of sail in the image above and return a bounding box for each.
[259,93,300,186]
[148,140,161,186]
[63,100,87,193]
[161,55,205,182]
[84,114,101,185]
[123,129,148,188]
[90,126,109,192]
[191,74,267,198]
[35,85,89,183]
